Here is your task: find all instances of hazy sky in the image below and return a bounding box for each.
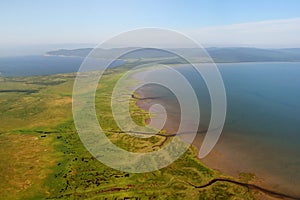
[0,0,300,54]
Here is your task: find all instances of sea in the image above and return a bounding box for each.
[0,55,123,77]
[136,62,300,196]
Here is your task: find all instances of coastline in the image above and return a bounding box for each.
[131,69,300,199]
[134,88,299,200]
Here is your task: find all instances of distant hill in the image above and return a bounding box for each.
[46,47,300,63]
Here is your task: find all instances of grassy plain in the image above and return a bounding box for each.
[0,65,256,199]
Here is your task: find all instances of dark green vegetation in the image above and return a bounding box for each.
[0,66,257,199]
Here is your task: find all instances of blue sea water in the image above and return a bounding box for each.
[217,62,300,150]
[0,55,124,77]
[215,62,300,195]
[0,55,84,76]
[178,62,300,151]
[139,62,300,195]
[187,62,300,194]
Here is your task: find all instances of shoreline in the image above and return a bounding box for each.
[134,89,300,199]
[132,69,300,199]
[130,69,300,198]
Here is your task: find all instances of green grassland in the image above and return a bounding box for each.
[0,66,257,199]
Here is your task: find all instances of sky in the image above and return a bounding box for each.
[0,0,300,55]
